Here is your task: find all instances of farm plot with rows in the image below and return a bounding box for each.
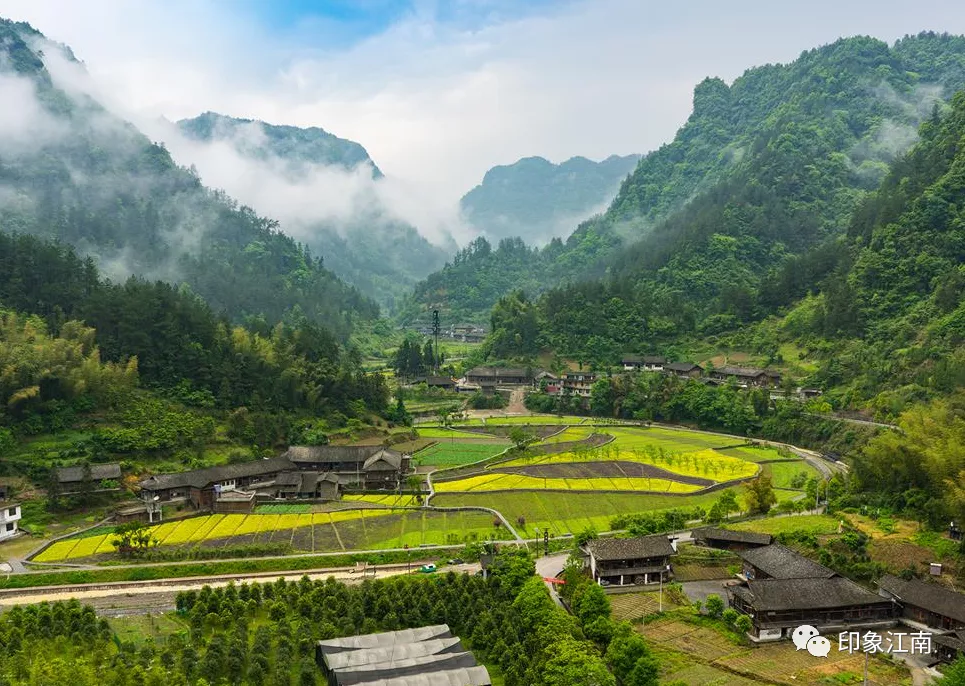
[31,509,498,563]
[431,490,721,536]
[432,425,761,495]
[432,472,702,494]
[413,441,509,467]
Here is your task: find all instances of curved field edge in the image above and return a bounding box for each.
[28,509,501,563]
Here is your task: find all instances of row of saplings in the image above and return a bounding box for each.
[0,550,665,685]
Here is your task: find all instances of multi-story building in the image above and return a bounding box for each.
[0,501,22,542]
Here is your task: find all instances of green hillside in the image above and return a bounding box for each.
[177,112,450,311]
[0,19,377,337]
[407,33,965,326]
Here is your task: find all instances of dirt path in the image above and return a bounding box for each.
[0,562,481,610]
[507,388,527,413]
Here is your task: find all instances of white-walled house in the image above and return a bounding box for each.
[0,501,22,541]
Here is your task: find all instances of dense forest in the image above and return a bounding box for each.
[0,550,663,686]
[0,19,376,337]
[0,233,388,448]
[407,33,965,325]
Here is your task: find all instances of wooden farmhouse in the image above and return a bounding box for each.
[583,535,677,587]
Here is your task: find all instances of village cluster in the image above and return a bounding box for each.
[581,528,965,666]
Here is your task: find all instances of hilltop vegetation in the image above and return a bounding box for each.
[176,113,450,311]
[408,33,965,327]
[0,19,376,336]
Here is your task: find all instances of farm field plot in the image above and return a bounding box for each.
[541,427,595,443]
[32,508,493,562]
[342,494,421,507]
[761,460,820,489]
[255,504,311,514]
[432,472,701,494]
[432,490,720,536]
[717,445,797,462]
[730,514,841,536]
[500,446,755,483]
[414,441,509,467]
[610,592,682,621]
[415,427,502,439]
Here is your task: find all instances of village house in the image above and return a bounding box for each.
[877,574,965,632]
[424,375,456,391]
[709,366,781,388]
[282,446,410,489]
[730,576,898,641]
[55,463,122,495]
[728,544,898,641]
[935,631,965,664]
[316,624,491,686]
[738,543,837,580]
[692,527,772,552]
[583,534,677,587]
[464,367,535,388]
[622,355,666,372]
[138,456,297,510]
[663,362,704,379]
[0,500,21,542]
[561,371,598,398]
[248,471,341,502]
[449,324,487,343]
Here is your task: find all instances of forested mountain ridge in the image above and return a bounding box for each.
[175,112,450,312]
[0,18,377,338]
[408,33,965,327]
[460,153,640,244]
[177,112,382,176]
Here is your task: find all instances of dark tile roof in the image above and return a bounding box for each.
[664,362,702,372]
[139,456,294,491]
[878,574,965,624]
[642,356,666,364]
[739,544,836,579]
[466,367,532,378]
[692,527,772,546]
[935,630,965,652]
[733,577,893,611]
[284,446,405,467]
[425,376,455,386]
[363,449,403,471]
[714,366,768,378]
[56,463,122,483]
[585,535,676,561]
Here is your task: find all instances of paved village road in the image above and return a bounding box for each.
[0,562,481,611]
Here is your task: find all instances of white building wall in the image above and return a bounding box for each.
[0,503,22,541]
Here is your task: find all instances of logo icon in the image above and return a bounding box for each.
[806,635,831,657]
[792,625,820,651]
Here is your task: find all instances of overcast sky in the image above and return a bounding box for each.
[4,0,965,207]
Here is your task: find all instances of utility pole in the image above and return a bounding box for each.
[432,309,441,374]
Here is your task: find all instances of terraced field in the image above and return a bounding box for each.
[433,472,701,493]
[413,441,510,467]
[31,509,497,562]
[431,425,765,496]
[432,490,724,535]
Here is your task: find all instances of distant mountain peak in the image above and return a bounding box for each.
[461,153,641,244]
[176,111,383,178]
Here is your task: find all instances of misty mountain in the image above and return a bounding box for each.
[460,154,640,243]
[174,112,450,312]
[177,111,383,178]
[408,33,965,326]
[0,18,376,337]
